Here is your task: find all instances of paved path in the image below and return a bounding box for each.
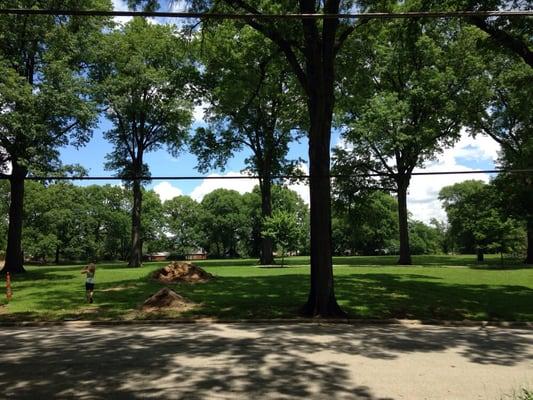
[0,323,531,399]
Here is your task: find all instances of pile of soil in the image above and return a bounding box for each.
[142,287,194,312]
[152,262,213,283]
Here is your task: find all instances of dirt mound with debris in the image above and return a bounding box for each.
[142,287,194,312]
[152,262,213,283]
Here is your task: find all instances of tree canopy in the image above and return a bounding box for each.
[334,17,483,264]
[0,0,111,273]
[439,180,525,261]
[91,17,195,267]
[190,21,305,264]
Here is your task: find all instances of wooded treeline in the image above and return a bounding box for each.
[0,0,531,316]
[0,182,310,263]
[0,179,526,263]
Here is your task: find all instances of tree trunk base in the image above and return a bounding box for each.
[259,257,275,265]
[397,257,412,265]
[299,294,347,318]
[1,261,26,274]
[127,262,142,268]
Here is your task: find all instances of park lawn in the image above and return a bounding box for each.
[0,254,531,322]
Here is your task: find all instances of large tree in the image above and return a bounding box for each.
[0,0,109,273]
[262,210,303,267]
[190,22,304,265]
[439,180,525,261]
[130,0,369,316]
[83,185,131,261]
[91,17,194,267]
[243,185,309,258]
[468,53,533,263]
[163,196,202,257]
[199,189,249,258]
[334,18,482,264]
[22,182,90,264]
[331,189,399,256]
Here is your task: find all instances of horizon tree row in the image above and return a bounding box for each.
[1,178,526,264]
[0,181,310,263]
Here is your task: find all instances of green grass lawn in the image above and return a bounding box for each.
[0,254,532,321]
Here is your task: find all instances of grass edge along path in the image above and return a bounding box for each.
[0,255,531,322]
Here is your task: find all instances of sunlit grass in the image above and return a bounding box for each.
[0,254,531,321]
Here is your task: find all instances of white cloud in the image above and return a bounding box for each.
[333,136,352,151]
[189,172,258,202]
[440,132,500,165]
[153,181,183,202]
[333,130,500,223]
[169,1,188,12]
[0,146,11,175]
[192,103,208,123]
[407,132,499,223]
[112,0,133,25]
[287,164,310,205]
[185,167,310,205]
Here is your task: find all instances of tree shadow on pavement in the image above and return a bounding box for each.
[0,324,391,400]
[0,323,531,399]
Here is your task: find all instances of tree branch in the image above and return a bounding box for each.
[334,19,369,55]
[368,141,396,176]
[470,16,533,69]
[227,0,308,91]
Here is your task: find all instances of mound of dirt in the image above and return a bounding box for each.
[142,287,194,312]
[152,262,213,283]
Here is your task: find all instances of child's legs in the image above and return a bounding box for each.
[85,283,95,301]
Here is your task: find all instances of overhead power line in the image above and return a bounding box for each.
[1,168,532,181]
[0,9,531,20]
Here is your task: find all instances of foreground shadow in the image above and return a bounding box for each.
[0,323,531,399]
[0,324,391,399]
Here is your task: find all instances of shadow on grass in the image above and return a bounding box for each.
[18,254,533,271]
[334,255,532,269]
[13,270,533,322]
[0,322,531,399]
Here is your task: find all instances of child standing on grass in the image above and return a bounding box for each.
[81,263,96,303]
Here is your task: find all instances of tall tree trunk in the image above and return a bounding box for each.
[3,163,27,274]
[526,220,533,264]
[298,5,345,317]
[128,177,143,268]
[259,179,274,265]
[397,179,412,265]
[477,247,484,262]
[300,81,344,317]
[55,245,60,265]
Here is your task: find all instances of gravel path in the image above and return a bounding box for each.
[0,322,531,399]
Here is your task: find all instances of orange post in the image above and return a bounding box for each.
[6,272,12,301]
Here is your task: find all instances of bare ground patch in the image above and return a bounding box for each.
[140,287,197,314]
[152,262,213,284]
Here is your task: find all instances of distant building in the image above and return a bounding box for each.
[185,249,207,261]
[146,252,171,261]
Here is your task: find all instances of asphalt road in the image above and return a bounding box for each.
[0,322,531,399]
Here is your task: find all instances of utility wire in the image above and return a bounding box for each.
[1,169,532,181]
[0,9,531,19]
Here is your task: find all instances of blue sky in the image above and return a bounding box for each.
[58,0,330,195]
[58,0,499,223]
[59,111,328,192]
